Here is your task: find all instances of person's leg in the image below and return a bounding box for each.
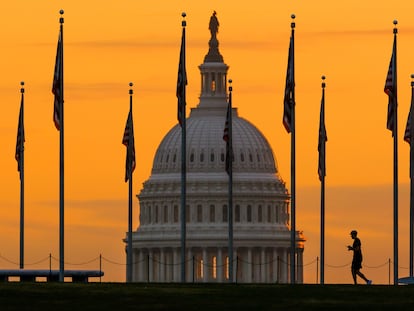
[356,270,370,283]
[351,268,357,284]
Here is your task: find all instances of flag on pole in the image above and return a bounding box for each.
[318,84,327,181]
[404,98,413,145]
[404,82,414,178]
[122,109,136,182]
[52,29,63,131]
[384,35,397,135]
[177,26,187,127]
[15,95,25,179]
[283,35,294,133]
[223,101,231,175]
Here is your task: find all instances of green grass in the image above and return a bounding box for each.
[1,283,414,310]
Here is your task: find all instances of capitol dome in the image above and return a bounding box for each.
[152,110,278,175]
[129,12,305,283]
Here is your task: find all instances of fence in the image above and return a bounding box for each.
[0,253,406,284]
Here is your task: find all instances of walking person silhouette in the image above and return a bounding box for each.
[347,230,372,285]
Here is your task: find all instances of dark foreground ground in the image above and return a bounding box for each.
[1,283,414,310]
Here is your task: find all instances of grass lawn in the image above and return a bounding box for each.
[1,283,414,310]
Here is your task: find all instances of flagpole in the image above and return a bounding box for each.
[290,14,296,285]
[320,76,326,284]
[19,81,25,270]
[410,74,414,277]
[180,12,187,283]
[228,80,234,283]
[58,10,65,283]
[127,82,134,283]
[392,20,399,285]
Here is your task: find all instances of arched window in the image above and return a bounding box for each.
[190,153,194,162]
[235,205,240,222]
[148,205,152,224]
[211,74,216,93]
[222,205,228,222]
[275,205,279,223]
[155,205,159,223]
[267,205,272,223]
[210,205,215,222]
[258,205,262,222]
[197,205,203,222]
[186,204,190,223]
[247,205,252,222]
[163,205,168,223]
[212,256,217,279]
[174,205,178,223]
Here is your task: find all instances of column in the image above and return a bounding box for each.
[173,248,179,282]
[202,248,208,282]
[187,248,193,283]
[246,248,252,283]
[217,248,223,282]
[148,249,153,282]
[297,249,304,284]
[160,248,165,282]
[280,248,288,283]
[272,248,278,283]
[260,248,266,283]
[138,250,144,282]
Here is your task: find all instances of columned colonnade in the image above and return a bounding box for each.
[132,246,304,283]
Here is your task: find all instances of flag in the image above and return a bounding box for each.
[177,27,187,127]
[123,108,136,182]
[404,85,414,177]
[223,102,231,175]
[283,35,294,133]
[15,95,25,179]
[52,28,63,131]
[223,98,234,175]
[318,86,327,181]
[404,93,413,144]
[384,35,397,135]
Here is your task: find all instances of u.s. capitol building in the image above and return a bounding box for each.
[128,12,305,283]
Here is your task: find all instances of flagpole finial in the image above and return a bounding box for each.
[291,14,296,29]
[393,19,398,34]
[321,75,326,89]
[229,79,233,92]
[411,74,414,87]
[59,9,64,24]
[20,81,24,93]
[182,12,187,27]
[129,82,133,95]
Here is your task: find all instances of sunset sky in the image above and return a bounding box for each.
[1,0,414,284]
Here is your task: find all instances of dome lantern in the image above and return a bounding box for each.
[198,11,229,109]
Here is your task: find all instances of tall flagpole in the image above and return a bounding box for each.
[409,74,414,277]
[392,20,399,285]
[179,12,187,283]
[19,81,25,269]
[290,14,296,285]
[127,82,134,283]
[228,80,234,282]
[58,10,65,283]
[319,76,327,284]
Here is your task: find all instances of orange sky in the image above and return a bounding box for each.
[1,0,414,284]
